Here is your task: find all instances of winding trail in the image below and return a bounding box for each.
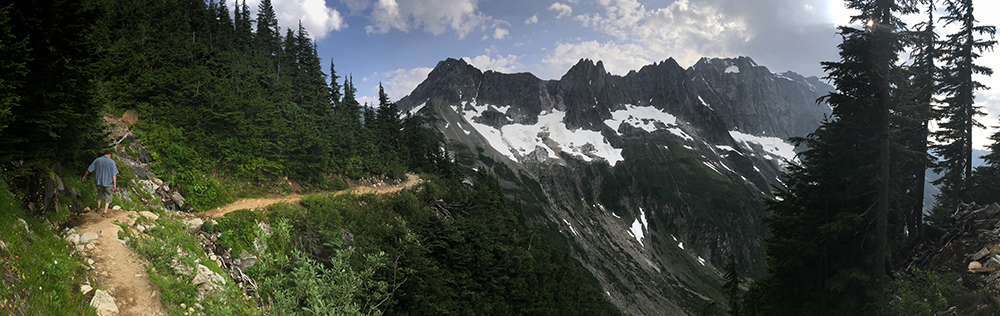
[71,173,421,315]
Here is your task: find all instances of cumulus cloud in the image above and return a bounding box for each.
[493,27,509,40]
[375,67,433,102]
[525,14,538,25]
[229,0,346,41]
[540,40,651,77]
[549,3,573,19]
[463,47,526,73]
[550,0,838,77]
[365,0,489,38]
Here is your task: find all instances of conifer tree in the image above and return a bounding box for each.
[932,0,996,210]
[895,0,939,243]
[723,253,740,316]
[755,0,914,313]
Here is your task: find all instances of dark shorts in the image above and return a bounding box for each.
[97,186,113,204]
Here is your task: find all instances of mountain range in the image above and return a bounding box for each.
[396,56,834,315]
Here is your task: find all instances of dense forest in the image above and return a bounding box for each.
[0,0,619,314]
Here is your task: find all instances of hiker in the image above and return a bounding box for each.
[83,150,119,216]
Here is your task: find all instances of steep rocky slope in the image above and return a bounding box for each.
[397,56,832,315]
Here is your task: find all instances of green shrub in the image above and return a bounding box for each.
[215,209,261,255]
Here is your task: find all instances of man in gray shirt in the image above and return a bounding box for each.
[83,150,119,216]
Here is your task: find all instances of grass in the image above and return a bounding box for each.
[0,179,96,316]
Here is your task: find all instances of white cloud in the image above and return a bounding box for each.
[365,0,488,38]
[541,40,651,77]
[383,67,434,101]
[549,2,573,19]
[228,0,346,40]
[493,27,509,40]
[525,14,539,25]
[463,48,525,73]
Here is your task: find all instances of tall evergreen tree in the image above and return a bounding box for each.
[932,0,996,210]
[754,0,914,314]
[723,253,740,316]
[895,0,939,245]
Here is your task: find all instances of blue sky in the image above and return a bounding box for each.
[226,0,1000,149]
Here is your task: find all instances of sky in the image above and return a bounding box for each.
[225,0,1000,149]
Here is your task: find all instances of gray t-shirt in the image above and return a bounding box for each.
[87,155,119,187]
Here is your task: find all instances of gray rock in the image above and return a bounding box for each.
[184,218,204,234]
[237,249,257,270]
[172,192,185,208]
[131,165,147,180]
[112,205,122,210]
[64,234,80,245]
[90,289,118,315]
[80,284,93,294]
[139,180,158,196]
[80,232,99,244]
[172,261,194,276]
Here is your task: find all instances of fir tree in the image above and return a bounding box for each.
[723,253,740,316]
[932,0,996,210]
[756,0,914,313]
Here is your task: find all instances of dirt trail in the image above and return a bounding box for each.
[71,173,421,315]
[73,209,166,316]
[200,173,421,219]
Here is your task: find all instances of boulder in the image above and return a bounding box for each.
[171,192,185,208]
[90,289,118,316]
[80,232,99,244]
[64,234,80,245]
[112,205,122,211]
[237,249,257,270]
[184,218,204,234]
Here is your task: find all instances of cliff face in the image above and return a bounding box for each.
[397,57,832,315]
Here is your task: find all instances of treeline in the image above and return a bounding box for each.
[0,0,451,210]
[87,0,447,208]
[732,0,1000,315]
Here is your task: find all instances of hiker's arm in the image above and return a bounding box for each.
[112,175,117,191]
[82,170,89,182]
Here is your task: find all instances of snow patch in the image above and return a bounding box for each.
[698,95,713,110]
[563,219,579,236]
[456,103,624,165]
[714,145,736,152]
[406,102,426,117]
[697,256,706,266]
[725,65,740,74]
[629,207,648,247]
[730,130,797,163]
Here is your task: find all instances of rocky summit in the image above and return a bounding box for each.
[397,56,833,315]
